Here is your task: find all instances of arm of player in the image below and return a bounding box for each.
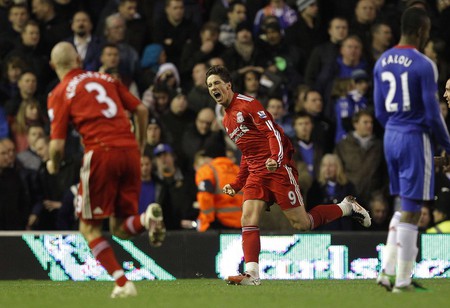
[117,81,149,153]
[249,109,284,169]
[133,104,148,154]
[47,139,65,174]
[229,155,249,192]
[373,69,388,128]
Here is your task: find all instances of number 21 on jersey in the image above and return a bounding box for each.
[381,71,411,112]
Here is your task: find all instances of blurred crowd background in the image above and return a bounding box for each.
[0,0,449,233]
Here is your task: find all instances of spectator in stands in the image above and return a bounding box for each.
[427,190,450,233]
[180,22,226,85]
[418,204,433,231]
[335,110,386,206]
[332,70,370,143]
[331,77,355,143]
[160,93,196,160]
[239,69,269,107]
[0,3,30,55]
[0,138,17,171]
[221,21,269,84]
[142,83,172,118]
[181,107,217,172]
[103,14,140,88]
[253,0,297,37]
[285,0,324,63]
[350,0,377,51]
[10,100,46,153]
[0,56,25,104]
[65,10,104,72]
[210,0,234,26]
[319,35,368,112]
[153,0,198,68]
[0,139,30,230]
[27,135,80,230]
[16,124,45,171]
[116,0,149,54]
[187,62,217,113]
[195,133,242,232]
[31,0,71,53]
[153,143,198,230]
[306,153,355,230]
[424,38,449,95]
[218,1,247,48]
[4,71,44,117]
[98,43,119,74]
[261,21,305,92]
[6,20,53,94]
[305,16,349,99]
[153,62,182,96]
[138,154,158,214]
[369,21,393,64]
[290,111,323,197]
[302,89,334,153]
[140,43,167,89]
[367,192,391,231]
[143,117,169,159]
[266,96,294,138]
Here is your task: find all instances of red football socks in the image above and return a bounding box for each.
[122,215,145,235]
[308,204,344,230]
[89,237,128,287]
[242,226,260,263]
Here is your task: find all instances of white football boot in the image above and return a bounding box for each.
[110,281,137,298]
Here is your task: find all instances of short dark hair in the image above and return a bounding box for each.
[101,43,119,53]
[401,7,429,36]
[293,111,313,124]
[228,1,245,13]
[205,65,232,85]
[352,110,373,124]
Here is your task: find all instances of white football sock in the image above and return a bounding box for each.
[395,222,418,288]
[382,211,401,275]
[245,262,259,278]
[337,199,352,216]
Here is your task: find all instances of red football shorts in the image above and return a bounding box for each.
[76,147,141,219]
[243,163,304,210]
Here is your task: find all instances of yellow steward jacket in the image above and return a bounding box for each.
[195,157,242,232]
[426,220,450,233]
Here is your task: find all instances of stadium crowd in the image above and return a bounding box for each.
[1,0,450,232]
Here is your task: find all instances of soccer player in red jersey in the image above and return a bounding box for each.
[206,65,371,285]
[47,42,166,298]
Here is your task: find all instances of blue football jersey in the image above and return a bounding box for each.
[373,46,450,152]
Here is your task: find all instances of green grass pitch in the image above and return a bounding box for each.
[0,279,449,308]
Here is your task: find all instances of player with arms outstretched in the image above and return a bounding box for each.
[374,8,450,292]
[47,42,166,298]
[206,65,371,285]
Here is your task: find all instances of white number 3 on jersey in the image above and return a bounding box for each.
[85,82,118,118]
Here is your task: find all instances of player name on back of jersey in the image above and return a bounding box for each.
[380,54,412,68]
[66,71,115,99]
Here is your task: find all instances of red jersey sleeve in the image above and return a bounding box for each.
[247,106,285,167]
[47,89,70,140]
[116,80,140,112]
[230,156,249,192]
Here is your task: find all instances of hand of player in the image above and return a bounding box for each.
[223,184,236,197]
[265,158,278,172]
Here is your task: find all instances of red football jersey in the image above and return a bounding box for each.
[223,93,294,190]
[48,69,140,151]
